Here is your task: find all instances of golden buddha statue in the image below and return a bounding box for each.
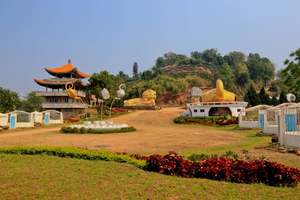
[65,82,81,100]
[124,89,156,107]
[201,79,237,102]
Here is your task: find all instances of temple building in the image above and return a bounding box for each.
[180,79,248,117]
[34,60,91,118]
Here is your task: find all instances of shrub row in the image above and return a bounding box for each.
[2,146,299,187]
[173,116,229,124]
[120,151,300,187]
[60,126,136,134]
[0,146,147,169]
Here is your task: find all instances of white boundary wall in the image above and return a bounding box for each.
[8,111,34,128]
[32,111,43,123]
[238,110,260,128]
[278,108,300,149]
[0,113,8,126]
[43,110,63,124]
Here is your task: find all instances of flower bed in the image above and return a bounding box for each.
[67,118,80,123]
[215,119,238,125]
[118,151,300,187]
[60,126,136,134]
[183,121,214,126]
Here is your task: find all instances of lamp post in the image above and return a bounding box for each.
[108,84,126,122]
[100,88,110,121]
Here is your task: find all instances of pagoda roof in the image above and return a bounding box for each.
[34,78,88,90]
[45,60,90,78]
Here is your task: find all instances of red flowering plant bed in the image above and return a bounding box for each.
[116,151,300,187]
[216,119,238,125]
[183,121,215,126]
[111,108,128,113]
[68,118,80,123]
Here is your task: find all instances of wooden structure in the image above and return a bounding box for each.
[34,59,92,118]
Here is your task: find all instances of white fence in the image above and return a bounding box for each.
[0,110,63,128]
[239,103,300,148]
[278,107,300,148]
[0,113,9,126]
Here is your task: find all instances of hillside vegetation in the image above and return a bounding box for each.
[113,49,280,102]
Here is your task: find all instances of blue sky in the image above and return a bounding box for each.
[1,0,300,97]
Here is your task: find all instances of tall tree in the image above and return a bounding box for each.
[21,91,44,112]
[281,48,300,93]
[279,90,288,104]
[132,62,139,78]
[259,86,270,105]
[271,95,279,106]
[244,85,261,107]
[0,87,21,113]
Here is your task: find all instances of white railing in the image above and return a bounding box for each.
[41,103,86,109]
[36,90,86,97]
[187,101,248,108]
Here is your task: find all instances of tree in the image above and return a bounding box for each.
[259,86,270,105]
[21,91,44,112]
[244,85,261,107]
[246,53,275,82]
[88,70,112,99]
[155,57,165,68]
[281,48,300,93]
[141,70,153,81]
[0,87,21,113]
[153,68,163,78]
[202,48,218,63]
[268,82,279,92]
[133,62,139,77]
[271,96,279,106]
[118,71,130,82]
[279,90,288,104]
[164,52,177,65]
[190,51,202,59]
[217,63,234,90]
[227,51,245,64]
[236,72,250,87]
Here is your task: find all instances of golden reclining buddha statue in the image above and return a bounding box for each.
[124,89,156,107]
[201,79,237,102]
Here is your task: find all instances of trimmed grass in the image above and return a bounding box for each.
[0,154,300,199]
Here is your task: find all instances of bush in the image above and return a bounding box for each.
[173,116,227,124]
[60,126,136,134]
[79,127,86,134]
[0,146,147,169]
[142,151,300,187]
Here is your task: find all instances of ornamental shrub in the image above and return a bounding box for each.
[79,127,86,134]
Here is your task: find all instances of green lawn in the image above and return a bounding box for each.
[1,154,300,200]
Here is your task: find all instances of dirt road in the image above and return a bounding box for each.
[0,108,243,154]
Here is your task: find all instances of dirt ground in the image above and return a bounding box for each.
[0,107,244,154]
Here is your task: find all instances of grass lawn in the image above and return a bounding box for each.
[1,154,300,200]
